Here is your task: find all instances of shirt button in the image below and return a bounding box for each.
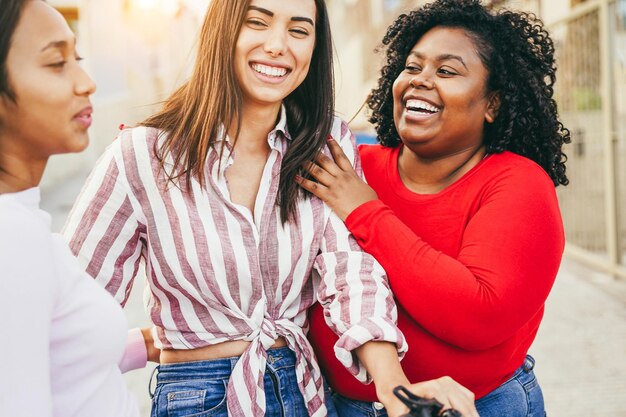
[373,402,385,410]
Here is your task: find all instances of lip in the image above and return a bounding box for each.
[73,105,93,129]
[249,60,292,84]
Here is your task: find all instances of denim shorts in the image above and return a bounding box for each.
[149,346,338,417]
[330,355,545,417]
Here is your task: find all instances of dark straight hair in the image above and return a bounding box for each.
[142,0,335,224]
[0,0,29,102]
[280,0,335,223]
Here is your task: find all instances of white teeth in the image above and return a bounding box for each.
[252,63,288,77]
[406,99,439,113]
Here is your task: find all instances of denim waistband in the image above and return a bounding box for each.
[522,355,535,372]
[155,346,296,382]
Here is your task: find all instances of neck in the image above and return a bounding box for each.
[398,145,486,194]
[0,141,46,193]
[228,101,282,153]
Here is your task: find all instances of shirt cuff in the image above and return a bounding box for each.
[333,317,408,384]
[119,328,148,373]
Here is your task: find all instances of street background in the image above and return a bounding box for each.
[41,0,626,415]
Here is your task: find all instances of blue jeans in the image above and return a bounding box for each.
[475,355,546,417]
[330,355,545,417]
[149,346,338,417]
[331,393,388,417]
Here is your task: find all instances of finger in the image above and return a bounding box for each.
[446,396,478,417]
[409,378,474,417]
[295,175,329,199]
[327,138,356,171]
[439,380,476,417]
[314,152,342,177]
[302,161,335,186]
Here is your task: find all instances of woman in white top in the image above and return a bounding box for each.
[63,0,478,416]
[0,1,152,416]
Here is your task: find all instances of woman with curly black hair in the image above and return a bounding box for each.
[298,1,569,416]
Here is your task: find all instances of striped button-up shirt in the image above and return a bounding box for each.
[63,111,407,417]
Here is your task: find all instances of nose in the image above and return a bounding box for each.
[75,65,96,96]
[264,27,287,57]
[409,72,434,90]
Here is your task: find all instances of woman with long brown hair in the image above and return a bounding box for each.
[63,0,478,416]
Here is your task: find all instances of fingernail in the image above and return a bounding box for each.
[295,175,303,183]
[327,136,334,142]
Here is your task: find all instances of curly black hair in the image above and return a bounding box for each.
[367,0,570,185]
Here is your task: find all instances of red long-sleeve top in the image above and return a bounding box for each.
[308,145,564,400]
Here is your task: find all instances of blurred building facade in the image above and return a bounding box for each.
[45,0,205,189]
[498,0,626,278]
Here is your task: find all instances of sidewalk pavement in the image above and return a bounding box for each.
[41,181,626,417]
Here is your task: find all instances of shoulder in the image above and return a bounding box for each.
[101,126,165,179]
[0,198,49,244]
[358,143,392,160]
[476,152,559,212]
[357,144,395,176]
[329,116,353,144]
[111,126,163,157]
[485,151,555,189]
[0,199,55,282]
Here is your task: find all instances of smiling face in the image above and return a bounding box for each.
[234,0,316,111]
[392,26,497,158]
[0,0,96,164]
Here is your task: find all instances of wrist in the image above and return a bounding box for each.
[374,372,410,404]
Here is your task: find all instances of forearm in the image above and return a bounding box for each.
[355,341,409,403]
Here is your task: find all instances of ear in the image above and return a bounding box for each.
[485,91,500,124]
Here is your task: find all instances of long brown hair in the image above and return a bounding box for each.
[142,0,335,223]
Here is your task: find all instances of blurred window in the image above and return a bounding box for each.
[355,132,378,145]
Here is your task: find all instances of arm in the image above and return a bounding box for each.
[62,131,145,305]
[345,172,563,350]
[300,144,564,350]
[355,342,477,417]
[312,122,407,384]
[310,126,477,417]
[0,218,54,417]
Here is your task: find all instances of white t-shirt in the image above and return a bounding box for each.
[0,188,140,417]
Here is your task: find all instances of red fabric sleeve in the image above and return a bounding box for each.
[344,169,564,350]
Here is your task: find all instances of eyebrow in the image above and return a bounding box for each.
[408,51,468,70]
[40,39,74,52]
[248,5,314,26]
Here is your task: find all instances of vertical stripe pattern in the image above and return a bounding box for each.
[63,113,407,417]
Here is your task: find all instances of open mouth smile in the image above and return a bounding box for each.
[405,99,441,115]
[251,63,290,78]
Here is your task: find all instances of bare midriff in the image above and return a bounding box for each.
[160,337,288,363]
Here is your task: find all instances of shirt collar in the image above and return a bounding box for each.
[214,104,291,147]
[274,104,290,140]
